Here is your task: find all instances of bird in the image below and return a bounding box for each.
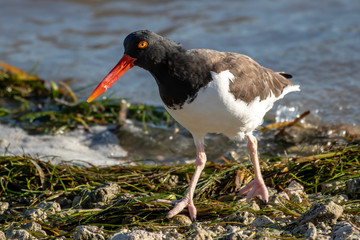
[87,30,300,221]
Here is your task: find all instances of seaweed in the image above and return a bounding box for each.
[0,62,172,134]
[0,146,359,238]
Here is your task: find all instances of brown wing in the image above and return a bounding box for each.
[191,49,294,104]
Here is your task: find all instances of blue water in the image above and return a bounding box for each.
[1,0,359,126]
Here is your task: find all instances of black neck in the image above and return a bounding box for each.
[149,50,212,109]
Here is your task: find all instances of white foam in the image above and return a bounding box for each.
[0,123,127,166]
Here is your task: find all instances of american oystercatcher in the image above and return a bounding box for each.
[87,30,300,221]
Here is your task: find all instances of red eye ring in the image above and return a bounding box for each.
[138,41,148,49]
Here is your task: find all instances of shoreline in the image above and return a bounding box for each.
[1,146,359,239]
[1,63,360,239]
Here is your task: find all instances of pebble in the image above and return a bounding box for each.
[292,222,317,237]
[6,229,36,240]
[224,211,255,224]
[209,225,226,235]
[331,221,360,240]
[0,231,5,239]
[171,214,192,226]
[1,177,357,239]
[20,222,47,236]
[80,182,121,208]
[73,225,105,240]
[226,226,252,240]
[251,215,276,228]
[285,180,306,203]
[0,201,9,214]
[320,181,345,194]
[296,201,343,226]
[109,229,166,240]
[272,191,290,204]
[346,177,360,199]
[189,222,215,240]
[37,201,62,214]
[23,208,47,221]
[303,223,317,240]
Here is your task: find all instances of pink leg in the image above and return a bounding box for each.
[238,134,269,202]
[158,137,206,221]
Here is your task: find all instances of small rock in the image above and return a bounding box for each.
[72,196,82,208]
[0,231,5,239]
[354,215,360,225]
[163,229,185,240]
[292,222,316,236]
[316,232,331,240]
[158,175,179,187]
[226,227,251,240]
[73,225,105,240]
[268,187,278,199]
[56,196,73,209]
[6,229,36,240]
[346,178,360,199]
[23,201,61,221]
[274,215,293,228]
[81,183,121,208]
[251,215,276,228]
[331,221,360,240]
[189,223,215,240]
[272,191,290,204]
[209,225,226,235]
[167,175,180,186]
[109,229,166,240]
[20,222,47,236]
[92,182,121,205]
[116,193,135,202]
[318,222,332,231]
[0,201,9,214]
[308,192,325,201]
[248,201,260,211]
[114,193,152,207]
[171,214,192,226]
[303,223,317,240]
[286,180,304,192]
[225,225,240,233]
[333,194,349,204]
[225,225,255,239]
[23,208,47,221]
[296,201,343,226]
[37,201,61,214]
[224,211,255,225]
[320,181,345,194]
[332,221,351,232]
[255,228,282,239]
[290,192,303,203]
[285,180,306,203]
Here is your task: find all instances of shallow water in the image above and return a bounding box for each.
[1,0,359,125]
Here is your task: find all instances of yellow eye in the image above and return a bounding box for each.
[138,41,148,49]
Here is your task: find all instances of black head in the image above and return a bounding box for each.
[87,30,187,103]
[123,30,183,70]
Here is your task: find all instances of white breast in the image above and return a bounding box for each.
[165,70,300,140]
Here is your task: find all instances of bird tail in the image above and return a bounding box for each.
[278,72,292,79]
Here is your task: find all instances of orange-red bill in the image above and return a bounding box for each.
[87,54,136,103]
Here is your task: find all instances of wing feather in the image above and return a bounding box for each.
[190,49,294,104]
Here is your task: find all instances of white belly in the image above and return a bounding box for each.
[165,70,300,140]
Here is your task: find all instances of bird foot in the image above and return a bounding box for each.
[238,179,269,202]
[157,197,197,221]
